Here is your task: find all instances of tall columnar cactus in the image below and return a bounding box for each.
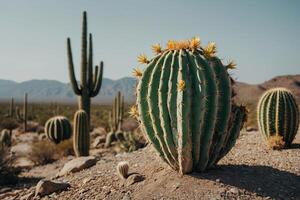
[0,129,12,148]
[257,88,299,148]
[9,97,14,118]
[134,38,247,174]
[73,110,90,157]
[105,91,124,147]
[23,93,28,132]
[44,116,72,144]
[67,11,104,122]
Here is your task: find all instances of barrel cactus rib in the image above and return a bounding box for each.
[137,56,167,160]
[148,51,178,169]
[207,57,232,168]
[73,110,90,156]
[158,51,179,166]
[45,116,72,144]
[257,88,299,149]
[135,37,246,174]
[194,52,218,172]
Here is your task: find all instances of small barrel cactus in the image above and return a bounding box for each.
[0,129,12,148]
[257,87,299,149]
[44,116,72,144]
[73,110,90,157]
[116,161,129,179]
[135,37,247,174]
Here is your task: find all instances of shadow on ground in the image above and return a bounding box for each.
[289,143,300,149]
[191,165,300,199]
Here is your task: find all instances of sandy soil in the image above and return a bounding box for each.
[1,130,300,200]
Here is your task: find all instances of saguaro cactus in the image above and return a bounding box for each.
[73,110,90,157]
[67,11,104,122]
[105,91,124,147]
[23,93,28,132]
[135,38,247,174]
[44,116,72,144]
[257,87,299,149]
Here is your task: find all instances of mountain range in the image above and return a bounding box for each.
[0,74,299,105]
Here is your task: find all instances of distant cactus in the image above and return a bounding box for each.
[0,129,12,148]
[9,97,14,118]
[67,11,104,122]
[44,116,72,144]
[257,88,299,149]
[135,37,247,174]
[73,110,90,157]
[116,161,129,179]
[23,93,28,132]
[105,91,124,148]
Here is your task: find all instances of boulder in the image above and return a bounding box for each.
[35,180,70,197]
[57,156,96,177]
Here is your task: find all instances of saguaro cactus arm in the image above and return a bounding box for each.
[67,38,81,95]
[90,61,103,97]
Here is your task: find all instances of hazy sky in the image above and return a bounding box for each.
[0,0,299,84]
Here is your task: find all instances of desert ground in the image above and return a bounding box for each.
[0,127,299,200]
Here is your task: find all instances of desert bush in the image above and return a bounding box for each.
[0,118,19,131]
[56,139,74,157]
[29,140,58,165]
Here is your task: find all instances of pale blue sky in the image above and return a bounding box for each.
[0,0,299,84]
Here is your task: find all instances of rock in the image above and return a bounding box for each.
[228,187,239,195]
[20,191,35,200]
[38,133,47,141]
[35,180,70,197]
[92,135,106,148]
[125,174,145,186]
[246,126,257,132]
[57,156,97,176]
[91,127,106,138]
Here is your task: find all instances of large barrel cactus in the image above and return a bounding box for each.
[44,116,72,144]
[257,87,299,149]
[134,38,247,174]
[73,110,90,157]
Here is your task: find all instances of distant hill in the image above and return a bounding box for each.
[0,77,137,103]
[0,74,299,107]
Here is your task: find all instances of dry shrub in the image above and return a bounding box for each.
[29,141,58,165]
[267,135,285,150]
[56,139,74,157]
[29,139,74,165]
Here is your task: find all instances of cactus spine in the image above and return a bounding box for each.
[67,11,104,122]
[73,110,90,157]
[257,87,299,148]
[135,38,247,174]
[44,116,72,144]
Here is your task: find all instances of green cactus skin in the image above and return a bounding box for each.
[67,11,104,122]
[105,91,125,148]
[44,116,72,144]
[0,129,12,148]
[136,42,247,174]
[257,88,299,147]
[73,110,90,157]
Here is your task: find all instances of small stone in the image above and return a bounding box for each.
[35,180,70,197]
[92,135,106,148]
[215,179,220,183]
[57,156,97,177]
[20,191,35,200]
[228,187,239,195]
[125,174,145,186]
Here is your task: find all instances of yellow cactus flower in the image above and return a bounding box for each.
[203,42,217,57]
[177,80,186,91]
[132,68,143,78]
[152,43,162,55]
[189,36,201,50]
[137,54,149,64]
[129,105,139,119]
